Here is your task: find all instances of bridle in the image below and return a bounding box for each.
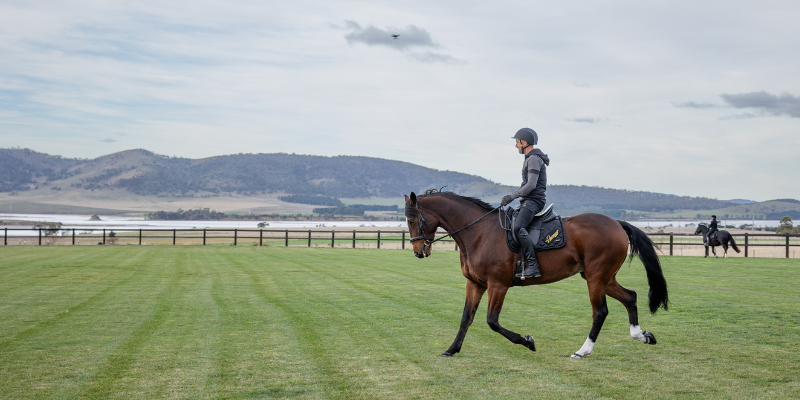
[408,201,501,255]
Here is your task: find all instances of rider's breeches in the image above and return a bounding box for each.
[512,205,541,235]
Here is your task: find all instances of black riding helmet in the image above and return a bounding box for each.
[512,128,538,146]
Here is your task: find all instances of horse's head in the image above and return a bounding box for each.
[693,224,706,235]
[404,192,440,258]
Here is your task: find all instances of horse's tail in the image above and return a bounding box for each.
[617,220,669,314]
[728,233,741,253]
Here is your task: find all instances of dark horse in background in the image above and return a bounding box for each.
[694,224,740,258]
[405,191,669,358]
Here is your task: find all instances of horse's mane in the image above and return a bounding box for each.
[417,189,495,211]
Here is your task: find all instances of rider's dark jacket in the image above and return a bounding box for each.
[509,149,549,211]
[708,219,718,236]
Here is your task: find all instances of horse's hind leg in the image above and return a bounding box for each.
[606,279,656,345]
[441,280,486,357]
[571,280,608,358]
[485,285,536,352]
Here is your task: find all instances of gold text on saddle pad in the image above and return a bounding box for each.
[545,230,559,244]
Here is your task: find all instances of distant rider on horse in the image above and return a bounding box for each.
[705,215,718,247]
[501,128,550,279]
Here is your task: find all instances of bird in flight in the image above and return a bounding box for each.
[392,34,400,39]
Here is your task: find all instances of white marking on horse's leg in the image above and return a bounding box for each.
[630,324,647,343]
[571,337,595,358]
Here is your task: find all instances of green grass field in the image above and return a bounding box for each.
[1,247,798,399]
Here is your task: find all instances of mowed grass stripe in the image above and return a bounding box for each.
[208,250,327,399]
[242,249,461,398]
[0,247,798,399]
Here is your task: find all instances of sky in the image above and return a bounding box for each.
[1,0,798,201]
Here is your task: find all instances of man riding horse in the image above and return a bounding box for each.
[705,215,719,247]
[500,128,550,279]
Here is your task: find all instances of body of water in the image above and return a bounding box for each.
[0,213,786,237]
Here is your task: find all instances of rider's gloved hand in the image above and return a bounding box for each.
[501,195,513,206]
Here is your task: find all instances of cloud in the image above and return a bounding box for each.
[566,117,608,123]
[572,81,590,88]
[407,51,464,65]
[719,112,761,120]
[99,138,117,143]
[720,91,800,118]
[116,132,126,136]
[673,101,718,109]
[343,20,460,64]
[344,21,437,50]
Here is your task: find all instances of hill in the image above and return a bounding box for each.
[1,148,796,218]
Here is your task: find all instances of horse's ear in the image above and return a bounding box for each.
[404,194,409,203]
[409,192,417,205]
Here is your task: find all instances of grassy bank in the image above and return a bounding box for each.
[1,247,798,399]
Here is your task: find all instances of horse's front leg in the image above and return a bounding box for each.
[441,280,486,357]
[712,246,718,258]
[486,285,536,352]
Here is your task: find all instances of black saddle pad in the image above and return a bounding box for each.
[504,206,566,253]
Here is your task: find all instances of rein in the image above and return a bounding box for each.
[409,203,501,253]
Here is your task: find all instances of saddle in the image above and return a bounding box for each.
[504,204,566,254]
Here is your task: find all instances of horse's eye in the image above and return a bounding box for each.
[408,220,414,225]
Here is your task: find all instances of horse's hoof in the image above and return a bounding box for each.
[644,331,657,345]
[570,353,584,358]
[439,352,454,357]
[524,335,536,351]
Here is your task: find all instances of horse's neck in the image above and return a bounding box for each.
[422,197,484,233]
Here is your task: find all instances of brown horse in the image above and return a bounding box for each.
[404,190,668,358]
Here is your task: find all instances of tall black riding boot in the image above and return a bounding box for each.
[515,228,541,279]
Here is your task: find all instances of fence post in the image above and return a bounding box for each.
[669,234,673,256]
[455,242,458,252]
[234,229,238,246]
[331,231,335,248]
[285,230,288,247]
[102,229,106,245]
[173,229,176,245]
[139,229,142,245]
[787,235,790,259]
[308,230,311,247]
[744,233,748,257]
[4,227,7,245]
[377,231,381,249]
[38,228,42,245]
[260,229,263,246]
[402,231,405,249]
[72,229,75,245]
[203,229,206,245]
[352,230,356,248]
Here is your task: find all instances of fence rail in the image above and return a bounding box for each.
[2,228,799,258]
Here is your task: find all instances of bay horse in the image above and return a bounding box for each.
[404,190,669,358]
[693,224,740,258]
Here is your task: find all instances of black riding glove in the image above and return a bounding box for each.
[501,195,513,206]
